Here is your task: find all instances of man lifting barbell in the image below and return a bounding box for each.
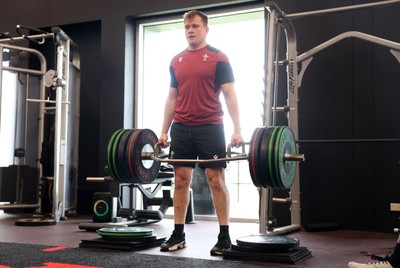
[106,10,303,256]
[157,10,243,256]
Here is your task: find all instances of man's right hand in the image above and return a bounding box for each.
[159,133,169,148]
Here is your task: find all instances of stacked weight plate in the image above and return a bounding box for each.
[80,227,166,250]
[248,126,297,189]
[107,129,160,184]
[15,217,56,226]
[223,234,311,264]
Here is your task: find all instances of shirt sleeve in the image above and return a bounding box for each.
[169,65,177,88]
[214,61,235,92]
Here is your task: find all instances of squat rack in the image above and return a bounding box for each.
[261,0,400,234]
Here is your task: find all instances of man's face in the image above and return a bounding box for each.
[184,15,209,50]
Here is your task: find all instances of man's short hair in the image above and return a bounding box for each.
[183,10,208,26]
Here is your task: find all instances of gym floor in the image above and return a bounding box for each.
[0,210,397,267]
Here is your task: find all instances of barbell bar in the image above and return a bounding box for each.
[141,142,304,164]
[296,138,400,143]
[106,126,305,189]
[141,149,304,163]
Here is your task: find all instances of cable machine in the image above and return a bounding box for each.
[0,25,80,224]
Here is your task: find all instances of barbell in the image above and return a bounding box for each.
[106,126,305,189]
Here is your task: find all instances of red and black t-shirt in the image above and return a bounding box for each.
[169,44,235,126]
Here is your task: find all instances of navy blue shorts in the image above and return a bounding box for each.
[169,123,227,169]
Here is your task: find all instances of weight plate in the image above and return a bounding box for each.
[127,128,160,184]
[97,227,154,237]
[107,129,124,181]
[230,241,297,253]
[97,231,154,237]
[108,129,123,180]
[272,126,286,189]
[276,126,297,189]
[112,129,129,183]
[267,126,281,189]
[107,129,120,179]
[98,226,154,233]
[111,129,126,182]
[127,129,141,183]
[248,127,259,186]
[236,235,299,251]
[259,127,274,188]
[248,127,265,187]
[253,127,266,188]
[100,234,157,242]
[15,218,57,226]
[116,129,135,182]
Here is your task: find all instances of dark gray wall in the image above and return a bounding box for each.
[1,0,399,232]
[275,0,400,232]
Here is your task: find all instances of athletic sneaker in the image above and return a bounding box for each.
[348,260,393,268]
[210,233,231,256]
[160,231,186,251]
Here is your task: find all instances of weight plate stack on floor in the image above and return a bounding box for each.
[80,226,166,250]
[223,234,312,264]
[235,235,300,252]
[98,227,155,240]
[15,217,57,226]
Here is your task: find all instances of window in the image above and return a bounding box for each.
[0,67,18,166]
[136,8,264,220]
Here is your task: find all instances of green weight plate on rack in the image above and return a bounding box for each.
[275,126,297,189]
[107,129,124,181]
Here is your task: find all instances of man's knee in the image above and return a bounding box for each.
[174,177,191,190]
[206,168,225,190]
[174,167,192,189]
